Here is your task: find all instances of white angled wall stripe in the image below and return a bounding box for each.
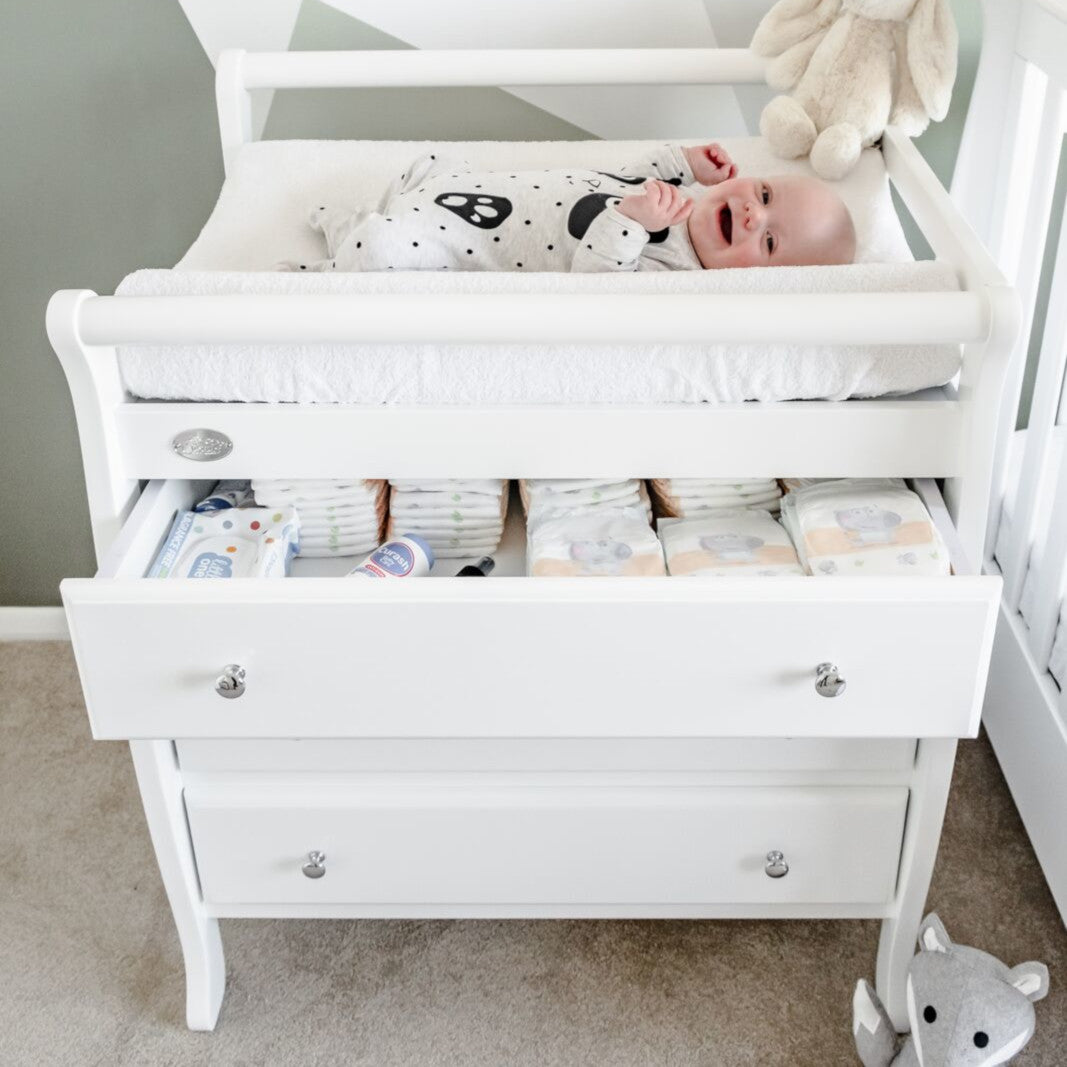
[179,0,751,139]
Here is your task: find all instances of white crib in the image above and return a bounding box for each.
[49,40,1015,1031]
[953,0,1067,927]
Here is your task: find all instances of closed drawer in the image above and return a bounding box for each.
[63,479,999,741]
[185,777,909,908]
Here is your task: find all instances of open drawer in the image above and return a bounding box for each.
[62,478,999,741]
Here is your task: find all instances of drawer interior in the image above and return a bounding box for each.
[101,478,971,582]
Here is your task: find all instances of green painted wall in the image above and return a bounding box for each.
[1,0,993,606]
[0,0,222,605]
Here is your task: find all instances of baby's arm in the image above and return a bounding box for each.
[682,143,737,185]
[569,207,651,273]
[617,142,735,186]
[570,181,692,273]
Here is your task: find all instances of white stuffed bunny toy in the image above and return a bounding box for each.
[751,0,958,179]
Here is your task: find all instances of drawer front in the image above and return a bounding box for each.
[65,582,997,740]
[186,780,908,907]
[62,478,999,741]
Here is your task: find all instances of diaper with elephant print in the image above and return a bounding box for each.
[659,509,803,577]
[781,478,950,576]
[527,506,665,577]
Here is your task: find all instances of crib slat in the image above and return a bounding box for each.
[1002,163,1067,609]
[1024,431,1067,668]
[987,61,1051,279]
[984,76,1066,563]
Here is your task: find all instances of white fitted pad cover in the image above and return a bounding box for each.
[116,138,962,404]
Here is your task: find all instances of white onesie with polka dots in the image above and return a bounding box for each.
[297,144,703,274]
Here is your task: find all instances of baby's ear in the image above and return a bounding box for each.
[1008,962,1050,1003]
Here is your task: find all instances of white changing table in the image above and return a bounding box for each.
[49,46,1015,1031]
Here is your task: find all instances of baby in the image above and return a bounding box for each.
[293,142,856,274]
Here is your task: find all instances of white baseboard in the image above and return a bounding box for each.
[0,607,70,641]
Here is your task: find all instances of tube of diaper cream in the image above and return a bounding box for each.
[347,534,434,578]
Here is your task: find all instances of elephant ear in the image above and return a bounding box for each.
[750,0,843,59]
[1008,962,1050,1003]
[918,913,952,953]
[905,0,958,122]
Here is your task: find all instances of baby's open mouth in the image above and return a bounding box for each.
[719,204,732,244]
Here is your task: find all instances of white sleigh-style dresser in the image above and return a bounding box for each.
[50,42,1016,1032]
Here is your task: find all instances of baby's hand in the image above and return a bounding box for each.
[615,180,693,233]
[684,143,737,185]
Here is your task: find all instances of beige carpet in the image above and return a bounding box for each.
[1,641,1063,1065]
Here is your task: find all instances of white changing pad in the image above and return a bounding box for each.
[178,137,913,270]
[117,138,962,405]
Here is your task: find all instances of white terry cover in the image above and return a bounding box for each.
[116,138,961,405]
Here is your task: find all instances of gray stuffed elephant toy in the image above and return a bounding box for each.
[853,914,1050,1066]
[751,0,958,179]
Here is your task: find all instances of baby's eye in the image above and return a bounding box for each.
[761,184,771,206]
[766,232,776,255]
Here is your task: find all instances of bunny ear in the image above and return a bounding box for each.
[750,0,842,59]
[906,0,959,122]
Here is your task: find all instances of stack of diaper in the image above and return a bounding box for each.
[529,505,665,577]
[251,479,388,558]
[659,510,804,577]
[780,478,951,576]
[649,478,782,518]
[386,479,509,558]
[519,479,652,524]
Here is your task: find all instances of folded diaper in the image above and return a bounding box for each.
[252,478,389,557]
[390,479,505,496]
[148,506,299,578]
[659,510,804,577]
[520,479,652,526]
[649,478,782,519]
[781,478,950,576]
[528,506,665,577]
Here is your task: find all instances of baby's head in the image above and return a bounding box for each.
[687,174,856,269]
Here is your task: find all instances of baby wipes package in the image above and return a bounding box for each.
[148,506,299,579]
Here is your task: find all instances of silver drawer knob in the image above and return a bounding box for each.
[302,851,327,879]
[214,664,246,699]
[765,850,790,878]
[814,662,846,698]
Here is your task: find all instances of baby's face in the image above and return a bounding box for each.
[687,174,856,269]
